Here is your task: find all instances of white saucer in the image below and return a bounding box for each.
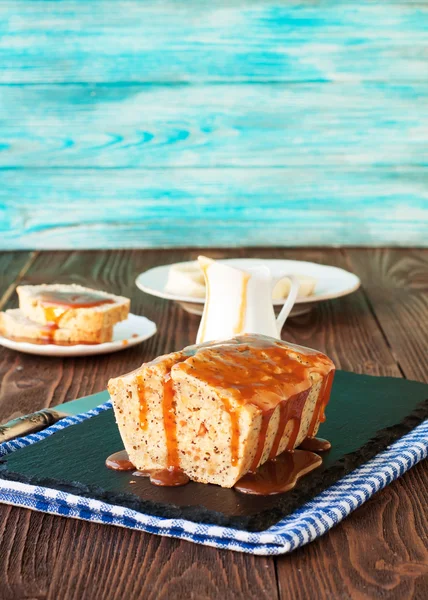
[0,313,157,357]
[136,258,360,316]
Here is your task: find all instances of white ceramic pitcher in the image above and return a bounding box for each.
[196,256,299,344]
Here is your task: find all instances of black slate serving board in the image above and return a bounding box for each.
[1,370,427,532]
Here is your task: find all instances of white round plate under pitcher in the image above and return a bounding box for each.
[0,313,157,357]
[135,258,361,317]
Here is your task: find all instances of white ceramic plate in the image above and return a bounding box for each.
[135,258,360,316]
[0,313,157,357]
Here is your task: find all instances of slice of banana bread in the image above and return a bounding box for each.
[0,308,114,344]
[108,334,335,488]
[17,284,130,330]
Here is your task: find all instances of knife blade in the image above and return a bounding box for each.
[0,389,110,443]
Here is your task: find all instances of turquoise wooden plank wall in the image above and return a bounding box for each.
[0,0,427,249]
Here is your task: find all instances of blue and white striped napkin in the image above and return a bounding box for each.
[0,402,427,555]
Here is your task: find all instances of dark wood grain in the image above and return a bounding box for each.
[345,248,428,383]
[0,248,426,600]
[0,251,35,309]
[46,517,277,600]
[277,460,428,600]
[0,507,67,600]
[0,251,41,423]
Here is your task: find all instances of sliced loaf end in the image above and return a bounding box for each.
[17,284,130,329]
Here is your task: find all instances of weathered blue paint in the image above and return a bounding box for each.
[0,1,427,249]
[0,83,427,167]
[1,1,427,83]
[1,168,427,248]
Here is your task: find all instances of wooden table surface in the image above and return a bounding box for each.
[0,248,427,600]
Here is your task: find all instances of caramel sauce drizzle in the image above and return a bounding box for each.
[221,396,241,467]
[106,451,189,486]
[307,369,335,437]
[234,449,322,496]
[151,358,194,484]
[250,388,310,472]
[299,436,331,452]
[162,373,180,468]
[149,467,189,487]
[198,263,211,343]
[269,388,310,459]
[249,409,275,472]
[40,321,59,344]
[38,290,116,309]
[319,369,335,425]
[106,450,135,471]
[269,401,289,460]
[43,307,61,325]
[136,375,148,431]
[233,273,250,335]
[106,446,327,494]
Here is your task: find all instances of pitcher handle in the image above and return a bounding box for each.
[276,275,299,332]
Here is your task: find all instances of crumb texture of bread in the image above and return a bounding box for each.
[109,334,335,488]
[108,352,185,470]
[0,309,113,344]
[17,284,130,330]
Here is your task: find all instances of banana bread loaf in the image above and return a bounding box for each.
[108,334,335,488]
